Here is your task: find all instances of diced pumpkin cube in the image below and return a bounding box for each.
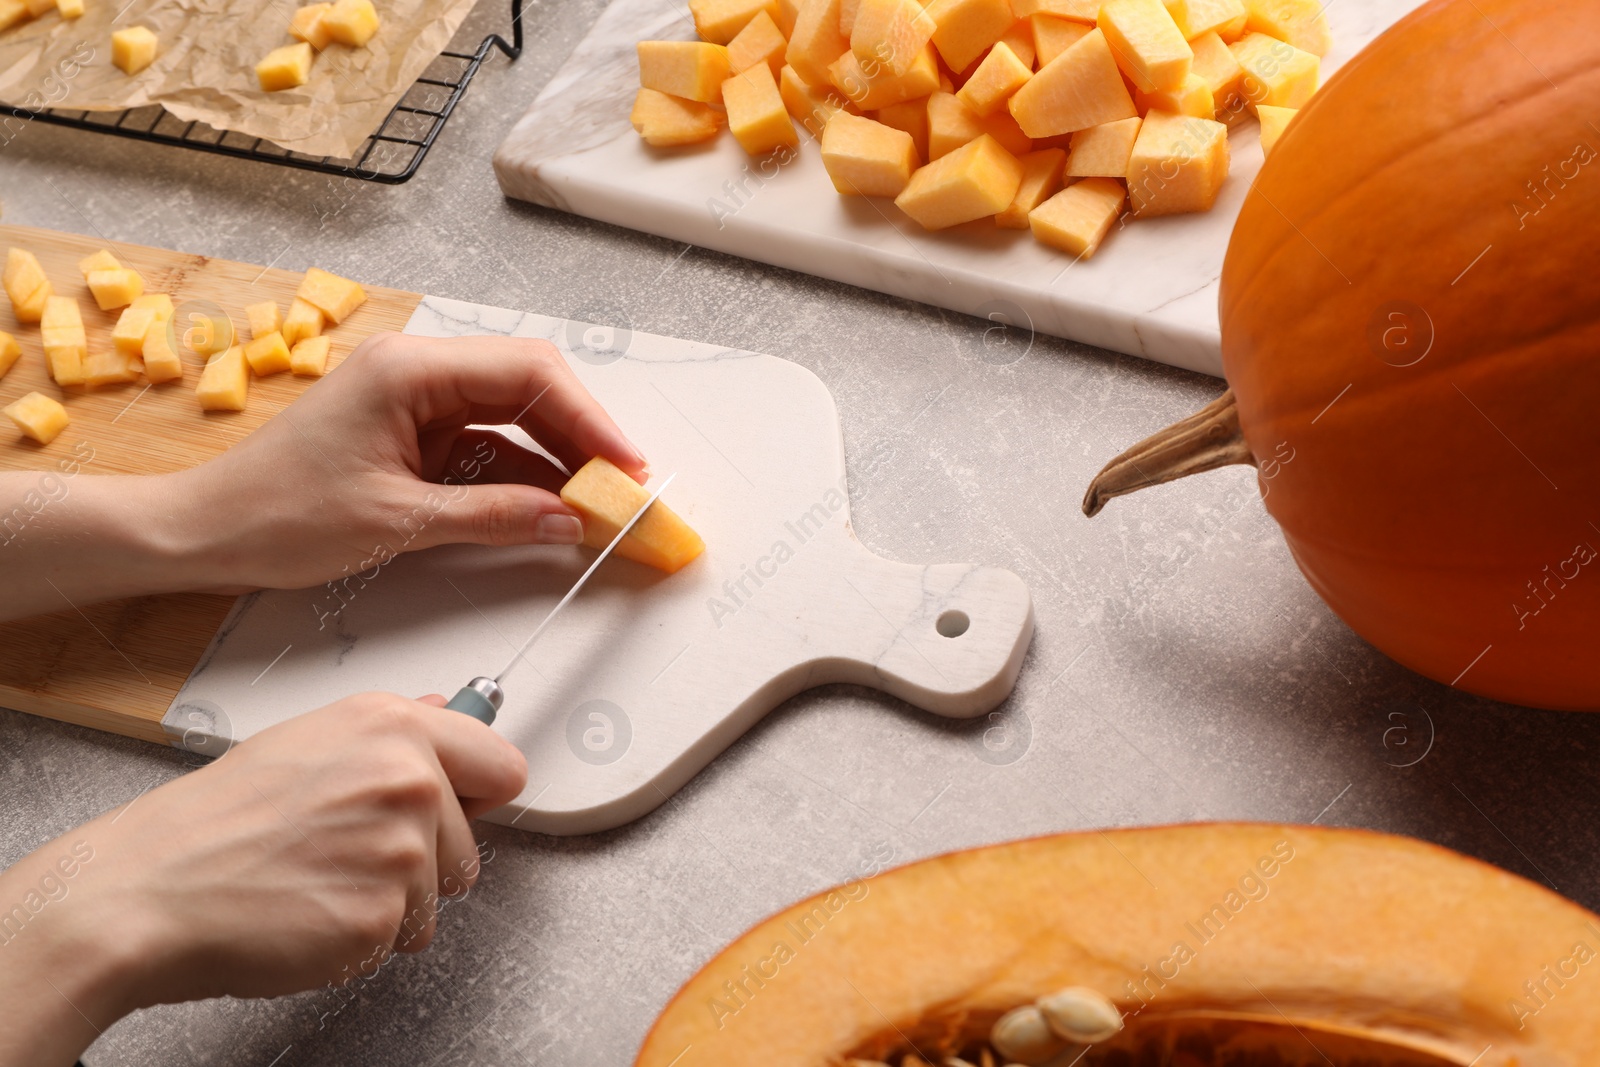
[1029,175,1125,256]
[821,111,919,195]
[244,300,281,340]
[129,293,175,321]
[323,0,380,46]
[830,43,939,110]
[290,3,335,49]
[4,248,51,324]
[1229,31,1317,109]
[782,65,853,138]
[0,1,29,32]
[775,0,800,35]
[1125,108,1227,215]
[142,319,184,384]
[724,63,800,155]
[957,41,1031,116]
[1256,102,1295,154]
[77,249,120,276]
[297,266,366,324]
[1008,28,1136,137]
[3,392,69,445]
[851,0,936,76]
[638,41,733,102]
[0,331,19,378]
[181,306,235,356]
[244,331,293,376]
[111,26,159,75]
[998,19,1036,67]
[874,96,929,159]
[925,0,1015,73]
[1165,0,1244,39]
[112,305,158,356]
[560,457,705,574]
[83,349,140,387]
[281,298,324,348]
[691,0,779,43]
[1244,0,1327,55]
[291,335,333,377]
[257,42,314,91]
[929,91,1032,159]
[728,12,787,76]
[840,0,862,35]
[86,267,144,311]
[1032,15,1092,67]
[1012,0,1100,19]
[58,0,84,18]
[1067,114,1140,175]
[1098,0,1191,91]
[995,147,1067,227]
[196,346,250,412]
[631,87,724,146]
[41,296,86,387]
[895,133,1024,228]
[1134,70,1213,117]
[1189,30,1246,121]
[786,0,848,85]
[23,0,53,16]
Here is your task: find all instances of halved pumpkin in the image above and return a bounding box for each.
[636,823,1600,1066]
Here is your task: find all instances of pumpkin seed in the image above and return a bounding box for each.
[990,1006,1067,1064]
[1037,986,1123,1044]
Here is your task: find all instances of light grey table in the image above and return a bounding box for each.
[3,2,1597,1063]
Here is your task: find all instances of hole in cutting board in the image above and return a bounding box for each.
[936,610,970,638]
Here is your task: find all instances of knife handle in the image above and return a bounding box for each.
[444,676,504,725]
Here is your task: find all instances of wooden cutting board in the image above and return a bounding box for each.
[0,224,421,743]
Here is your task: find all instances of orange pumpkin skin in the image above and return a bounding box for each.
[1220,0,1600,710]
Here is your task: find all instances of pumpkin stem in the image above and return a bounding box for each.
[1082,389,1256,517]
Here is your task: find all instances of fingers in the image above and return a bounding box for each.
[415,481,586,550]
[407,700,528,816]
[438,428,569,495]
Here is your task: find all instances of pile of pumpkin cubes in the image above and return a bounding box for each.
[632,0,1326,258]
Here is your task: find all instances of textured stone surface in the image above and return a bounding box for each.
[1,0,1598,1063]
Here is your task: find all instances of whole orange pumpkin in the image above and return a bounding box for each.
[1085,0,1600,710]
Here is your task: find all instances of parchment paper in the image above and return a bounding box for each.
[0,0,480,158]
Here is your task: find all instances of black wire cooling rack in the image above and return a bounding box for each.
[0,0,523,184]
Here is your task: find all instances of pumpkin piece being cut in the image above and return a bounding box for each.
[830,42,939,109]
[1029,175,1123,256]
[636,824,1600,1067]
[995,146,1066,227]
[560,457,705,574]
[0,331,20,379]
[928,91,1031,159]
[1134,70,1213,118]
[4,248,51,324]
[1189,29,1246,122]
[1032,14,1092,66]
[1165,0,1243,39]
[297,266,366,324]
[785,0,848,85]
[724,63,801,154]
[874,97,929,159]
[924,0,1014,74]
[956,41,1031,116]
[727,11,787,75]
[40,296,86,387]
[196,346,250,412]
[141,319,183,385]
[631,87,725,146]
[1097,0,1191,91]
[781,65,853,137]
[1125,108,1226,215]
[4,392,69,445]
[290,335,332,377]
[1229,31,1317,110]
[851,0,936,76]
[1066,114,1139,175]
[1008,28,1136,137]
[1244,0,1327,55]
[1255,102,1294,153]
[895,133,1024,228]
[821,111,919,196]
[690,0,779,43]
[637,41,732,102]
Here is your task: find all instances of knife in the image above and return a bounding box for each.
[443,472,677,724]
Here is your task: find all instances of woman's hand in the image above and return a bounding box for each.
[0,333,647,620]
[0,691,527,1067]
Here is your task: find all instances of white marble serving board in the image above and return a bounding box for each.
[492,0,1424,376]
[166,297,1034,835]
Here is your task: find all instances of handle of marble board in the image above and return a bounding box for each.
[825,558,1036,718]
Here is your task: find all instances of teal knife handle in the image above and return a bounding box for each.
[444,677,503,725]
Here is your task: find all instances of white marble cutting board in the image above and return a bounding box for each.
[493,0,1424,376]
[166,296,1034,835]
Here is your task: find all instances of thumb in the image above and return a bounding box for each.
[416,482,586,550]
